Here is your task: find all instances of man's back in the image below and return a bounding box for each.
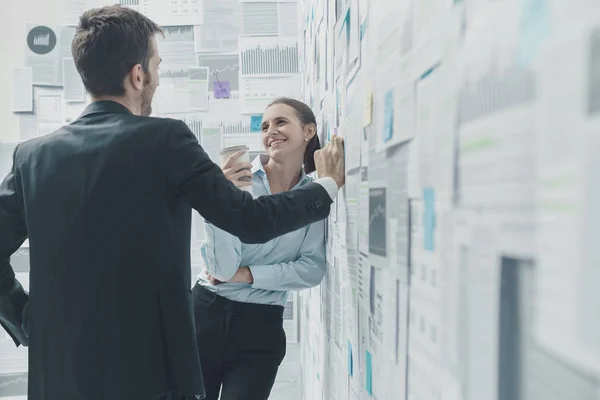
[18,102,205,399]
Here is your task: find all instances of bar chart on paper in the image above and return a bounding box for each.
[239,36,299,77]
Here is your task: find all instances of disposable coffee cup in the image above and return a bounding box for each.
[219,145,253,196]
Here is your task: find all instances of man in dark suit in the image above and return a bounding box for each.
[0,5,345,400]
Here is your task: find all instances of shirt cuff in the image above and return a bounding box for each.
[248,265,275,290]
[314,177,339,200]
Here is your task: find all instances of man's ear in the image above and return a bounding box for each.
[128,64,144,91]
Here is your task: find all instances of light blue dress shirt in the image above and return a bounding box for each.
[196,154,327,306]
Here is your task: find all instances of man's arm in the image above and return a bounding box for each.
[245,221,326,291]
[200,223,241,282]
[165,120,341,244]
[0,146,29,347]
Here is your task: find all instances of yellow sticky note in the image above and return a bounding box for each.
[362,90,373,127]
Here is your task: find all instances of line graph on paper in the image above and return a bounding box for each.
[369,188,387,257]
[198,54,240,91]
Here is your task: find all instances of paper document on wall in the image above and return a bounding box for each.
[155,68,207,115]
[189,67,209,111]
[457,3,536,255]
[241,2,298,36]
[194,0,241,53]
[157,26,197,69]
[63,58,86,103]
[140,0,203,26]
[198,53,240,92]
[62,0,107,26]
[240,76,300,114]
[533,26,600,376]
[239,36,300,77]
[12,67,33,112]
[37,95,63,135]
[25,24,73,86]
[19,113,39,141]
[200,123,223,164]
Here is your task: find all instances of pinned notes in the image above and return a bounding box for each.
[250,115,262,132]
[214,80,230,99]
[423,188,436,251]
[348,341,353,376]
[517,0,550,66]
[383,89,394,143]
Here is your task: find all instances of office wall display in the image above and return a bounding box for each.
[297,0,600,400]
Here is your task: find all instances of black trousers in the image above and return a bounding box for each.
[192,284,287,400]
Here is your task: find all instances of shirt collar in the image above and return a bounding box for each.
[250,154,310,186]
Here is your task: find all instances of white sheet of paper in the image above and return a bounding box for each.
[189,67,209,111]
[63,98,89,123]
[37,95,63,135]
[140,0,203,26]
[240,76,300,114]
[25,24,62,86]
[239,36,300,77]
[278,2,299,37]
[457,3,536,256]
[155,68,196,115]
[200,123,223,164]
[156,26,197,70]
[194,0,241,53]
[241,2,278,35]
[533,22,600,377]
[19,113,39,141]
[12,67,33,112]
[62,58,86,103]
[62,0,107,26]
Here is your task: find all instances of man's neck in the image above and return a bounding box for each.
[92,96,140,115]
[264,156,303,194]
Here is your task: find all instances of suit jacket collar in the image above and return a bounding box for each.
[80,100,134,118]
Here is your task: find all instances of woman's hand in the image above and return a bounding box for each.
[222,150,253,188]
[204,267,254,285]
[204,271,222,285]
[227,267,254,284]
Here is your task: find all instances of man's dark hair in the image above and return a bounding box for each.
[267,97,321,174]
[71,5,163,97]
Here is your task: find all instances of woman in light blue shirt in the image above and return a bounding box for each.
[191,98,326,400]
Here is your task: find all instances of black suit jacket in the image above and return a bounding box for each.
[0,101,331,400]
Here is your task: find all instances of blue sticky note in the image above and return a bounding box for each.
[348,341,353,376]
[423,188,436,252]
[517,0,550,66]
[383,89,394,143]
[360,18,368,41]
[366,350,373,395]
[214,81,230,99]
[250,115,262,132]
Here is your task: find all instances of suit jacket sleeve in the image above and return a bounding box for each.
[165,119,332,244]
[0,145,29,347]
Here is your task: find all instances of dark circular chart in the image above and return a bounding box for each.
[27,26,57,55]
